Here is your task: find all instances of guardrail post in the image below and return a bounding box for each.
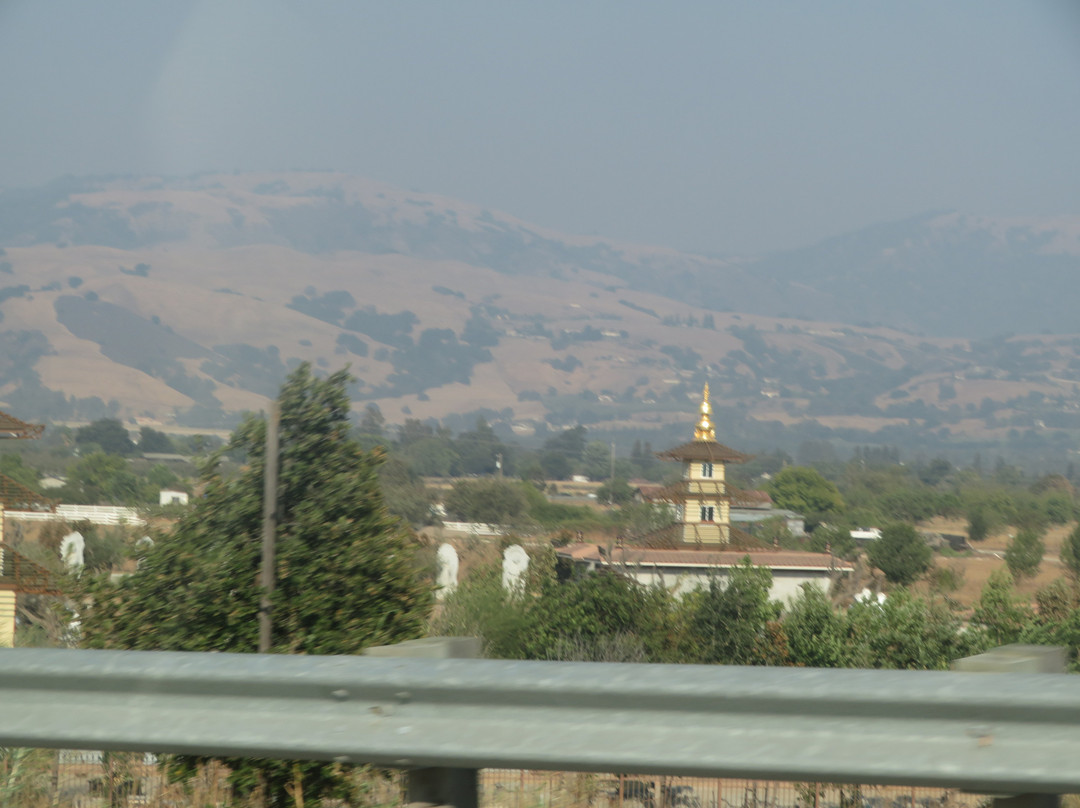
[365,637,482,808]
[953,644,1066,808]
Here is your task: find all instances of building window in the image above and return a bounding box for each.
[700,505,715,522]
[702,462,713,478]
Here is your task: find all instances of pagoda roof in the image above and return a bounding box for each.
[655,440,750,464]
[0,409,44,440]
[0,541,62,595]
[0,473,57,512]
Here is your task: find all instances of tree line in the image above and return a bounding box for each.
[8,363,1080,807]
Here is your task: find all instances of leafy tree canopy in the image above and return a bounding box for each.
[685,560,786,666]
[137,426,175,454]
[66,451,140,504]
[767,466,844,516]
[596,477,635,505]
[444,478,527,526]
[542,425,587,461]
[866,523,932,586]
[844,588,980,670]
[0,452,39,490]
[75,418,134,455]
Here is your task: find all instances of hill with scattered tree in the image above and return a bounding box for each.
[1,173,1080,468]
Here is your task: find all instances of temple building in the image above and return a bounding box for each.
[651,384,750,546]
[558,386,851,602]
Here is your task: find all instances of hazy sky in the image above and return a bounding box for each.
[2,2,1079,254]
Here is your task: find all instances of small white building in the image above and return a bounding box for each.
[159,489,189,506]
[850,527,883,543]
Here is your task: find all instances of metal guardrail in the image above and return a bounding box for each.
[0,648,1078,795]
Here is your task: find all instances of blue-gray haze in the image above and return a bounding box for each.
[1,1,1078,254]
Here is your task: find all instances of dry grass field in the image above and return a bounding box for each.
[915,517,1075,608]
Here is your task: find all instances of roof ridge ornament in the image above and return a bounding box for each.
[694,383,715,442]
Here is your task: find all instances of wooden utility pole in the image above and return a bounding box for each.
[258,402,280,654]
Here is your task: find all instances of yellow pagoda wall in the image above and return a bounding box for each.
[0,504,12,647]
[0,589,14,648]
[685,461,726,483]
[678,458,732,545]
[681,522,725,544]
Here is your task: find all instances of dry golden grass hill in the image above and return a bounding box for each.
[1,173,1079,452]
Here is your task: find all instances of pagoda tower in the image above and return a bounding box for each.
[654,384,750,546]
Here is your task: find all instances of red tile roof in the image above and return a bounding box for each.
[0,409,44,440]
[731,488,772,508]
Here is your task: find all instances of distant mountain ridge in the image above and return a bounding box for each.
[748,211,1080,336]
[0,172,1079,463]
[2,174,1077,337]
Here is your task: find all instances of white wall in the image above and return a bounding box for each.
[614,564,834,604]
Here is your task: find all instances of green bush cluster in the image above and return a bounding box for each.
[434,554,988,670]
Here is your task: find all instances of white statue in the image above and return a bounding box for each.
[502,545,530,593]
[60,531,85,571]
[436,543,460,599]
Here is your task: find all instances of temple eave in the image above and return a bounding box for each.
[655,440,751,464]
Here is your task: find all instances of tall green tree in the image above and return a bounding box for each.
[580,440,613,481]
[1005,527,1045,581]
[1060,523,1080,581]
[783,585,848,668]
[80,364,432,806]
[966,507,991,543]
[971,569,1034,645]
[452,417,504,475]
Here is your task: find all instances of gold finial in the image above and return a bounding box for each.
[694,383,715,441]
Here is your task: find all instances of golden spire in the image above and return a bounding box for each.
[694,383,715,441]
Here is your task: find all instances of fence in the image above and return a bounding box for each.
[6,505,145,526]
[2,753,981,808]
[440,521,507,537]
